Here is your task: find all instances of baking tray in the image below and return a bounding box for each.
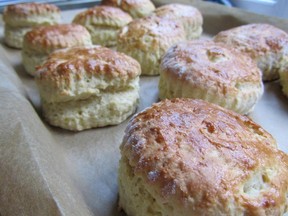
[0,1,287,215]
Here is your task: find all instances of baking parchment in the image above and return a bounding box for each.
[0,1,287,216]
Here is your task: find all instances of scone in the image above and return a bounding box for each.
[117,17,186,75]
[3,2,61,49]
[35,45,141,131]
[101,0,155,18]
[119,98,288,216]
[73,6,132,46]
[214,23,288,81]
[152,3,203,40]
[159,40,263,114]
[22,24,92,76]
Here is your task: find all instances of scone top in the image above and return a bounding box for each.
[118,17,185,52]
[72,5,133,28]
[161,40,261,86]
[120,98,288,215]
[35,46,141,103]
[3,2,60,26]
[102,0,155,18]
[23,24,92,54]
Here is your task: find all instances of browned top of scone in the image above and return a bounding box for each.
[121,98,288,214]
[118,16,185,52]
[73,5,132,27]
[35,45,141,103]
[213,23,288,59]
[161,40,261,92]
[154,3,203,23]
[23,24,92,54]
[102,0,155,18]
[3,2,59,17]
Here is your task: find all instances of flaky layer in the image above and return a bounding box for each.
[4,25,31,49]
[214,23,288,81]
[159,40,263,114]
[36,46,141,103]
[119,98,288,216]
[117,17,186,75]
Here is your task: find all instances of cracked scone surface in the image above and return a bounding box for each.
[119,98,288,216]
[35,45,141,131]
[159,40,263,114]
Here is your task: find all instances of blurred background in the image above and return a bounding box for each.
[0,0,287,19]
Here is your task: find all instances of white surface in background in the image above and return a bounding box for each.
[231,0,288,19]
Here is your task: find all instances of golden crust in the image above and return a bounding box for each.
[159,40,263,114]
[214,23,288,81]
[35,45,141,103]
[101,0,155,18]
[23,24,92,54]
[117,16,186,75]
[120,98,288,215]
[153,3,203,39]
[3,2,59,17]
[73,6,132,27]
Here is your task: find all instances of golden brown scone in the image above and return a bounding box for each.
[22,24,92,76]
[35,45,141,131]
[214,23,288,81]
[101,0,155,18]
[159,40,263,114]
[3,2,61,48]
[119,98,288,216]
[117,16,186,75]
[153,3,203,40]
[73,6,132,46]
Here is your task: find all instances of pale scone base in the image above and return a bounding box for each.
[22,50,47,76]
[42,87,139,131]
[4,26,32,49]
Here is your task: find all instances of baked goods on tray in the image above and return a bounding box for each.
[101,0,155,18]
[3,2,61,49]
[117,16,186,75]
[214,23,288,81]
[22,24,92,76]
[159,40,263,114]
[35,45,141,131]
[73,6,133,47]
[119,98,288,216]
[152,3,203,40]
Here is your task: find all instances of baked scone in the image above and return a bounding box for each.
[117,17,186,75]
[22,24,92,76]
[119,98,288,216]
[159,40,263,114]
[3,2,61,49]
[35,45,141,131]
[214,23,288,81]
[152,3,203,40]
[72,6,132,47]
[101,0,155,18]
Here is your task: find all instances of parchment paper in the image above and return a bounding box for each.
[0,1,287,216]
